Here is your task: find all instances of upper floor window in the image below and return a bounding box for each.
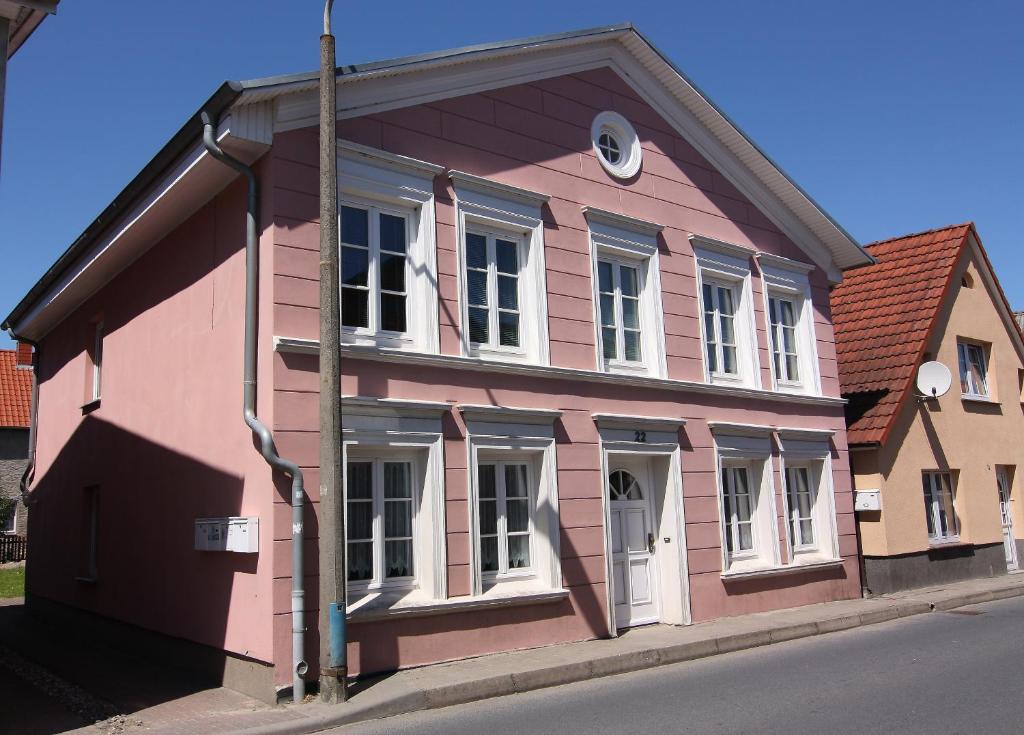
[923,470,959,544]
[597,258,643,365]
[692,236,761,389]
[465,230,522,350]
[702,280,739,377]
[958,341,989,398]
[758,252,820,395]
[585,207,667,378]
[338,140,443,354]
[768,295,799,383]
[451,171,551,365]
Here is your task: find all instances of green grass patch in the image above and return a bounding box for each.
[0,566,25,598]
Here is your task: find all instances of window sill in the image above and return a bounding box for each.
[928,538,967,549]
[961,394,997,405]
[348,586,569,622]
[721,558,844,581]
[81,399,101,414]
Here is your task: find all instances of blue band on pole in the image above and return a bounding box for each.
[329,601,346,668]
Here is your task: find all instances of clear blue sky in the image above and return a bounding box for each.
[1,1,1021,348]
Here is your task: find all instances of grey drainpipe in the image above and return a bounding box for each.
[200,112,308,702]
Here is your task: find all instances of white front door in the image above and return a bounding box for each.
[608,463,659,628]
[997,467,1018,571]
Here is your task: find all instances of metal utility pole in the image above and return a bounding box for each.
[317,0,347,704]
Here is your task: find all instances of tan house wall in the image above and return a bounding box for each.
[854,242,1024,562]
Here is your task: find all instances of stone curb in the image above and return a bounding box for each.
[230,581,1024,735]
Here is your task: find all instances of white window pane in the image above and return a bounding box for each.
[717,286,734,316]
[380,293,406,333]
[738,522,753,551]
[384,540,413,578]
[623,330,642,362]
[620,265,639,297]
[496,239,518,274]
[468,307,489,344]
[498,312,520,347]
[600,294,616,327]
[507,499,530,533]
[479,498,498,535]
[598,261,614,293]
[383,463,411,498]
[348,542,373,581]
[480,536,499,572]
[341,245,369,287]
[722,345,737,374]
[347,462,373,498]
[498,275,518,310]
[467,270,488,306]
[478,465,497,498]
[467,233,487,268]
[504,464,529,497]
[340,206,369,246]
[622,298,639,329]
[347,500,373,540]
[602,327,618,360]
[507,534,531,569]
[378,213,407,254]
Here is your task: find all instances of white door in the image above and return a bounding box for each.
[997,467,1018,571]
[608,463,659,628]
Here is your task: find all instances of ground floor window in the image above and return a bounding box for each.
[477,460,533,577]
[722,464,754,555]
[786,465,815,548]
[923,471,959,543]
[346,456,416,588]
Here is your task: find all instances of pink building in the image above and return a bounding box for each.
[3,25,872,703]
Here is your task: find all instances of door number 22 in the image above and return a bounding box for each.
[634,430,647,442]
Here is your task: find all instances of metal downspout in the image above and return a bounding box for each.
[200,113,308,702]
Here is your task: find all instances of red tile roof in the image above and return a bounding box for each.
[831,224,973,445]
[0,349,33,428]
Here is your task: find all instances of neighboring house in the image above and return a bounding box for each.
[832,224,1024,594]
[1,25,872,702]
[0,343,32,536]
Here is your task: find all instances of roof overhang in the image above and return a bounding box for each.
[0,0,58,58]
[4,23,870,339]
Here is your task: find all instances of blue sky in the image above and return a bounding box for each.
[1,1,1021,348]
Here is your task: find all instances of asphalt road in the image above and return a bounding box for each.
[333,595,1024,735]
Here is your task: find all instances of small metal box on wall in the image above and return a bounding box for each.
[854,490,881,512]
[195,517,259,553]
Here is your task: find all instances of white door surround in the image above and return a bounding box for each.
[996,467,1018,571]
[596,419,690,635]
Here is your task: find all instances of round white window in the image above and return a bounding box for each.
[591,111,642,179]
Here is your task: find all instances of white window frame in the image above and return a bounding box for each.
[957,340,990,399]
[590,111,643,180]
[451,171,550,366]
[475,454,538,582]
[463,227,526,354]
[923,470,960,544]
[338,140,441,354]
[340,199,414,341]
[463,406,562,598]
[2,504,16,534]
[692,236,761,389]
[585,207,668,378]
[344,453,419,592]
[91,322,104,402]
[342,397,448,607]
[758,252,821,395]
[780,457,840,563]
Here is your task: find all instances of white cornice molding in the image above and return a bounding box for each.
[448,170,550,208]
[707,421,775,437]
[582,206,664,238]
[775,427,835,441]
[459,404,562,424]
[592,412,686,431]
[342,395,453,418]
[689,233,756,261]
[755,251,816,275]
[339,139,444,178]
[274,339,847,408]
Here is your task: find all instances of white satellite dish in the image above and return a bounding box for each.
[916,361,952,399]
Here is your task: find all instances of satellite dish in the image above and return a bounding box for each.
[916,361,952,399]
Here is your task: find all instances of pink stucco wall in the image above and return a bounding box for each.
[28,165,281,668]
[270,67,857,682]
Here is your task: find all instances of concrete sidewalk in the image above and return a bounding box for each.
[232,573,1024,735]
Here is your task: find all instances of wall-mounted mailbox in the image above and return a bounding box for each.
[854,490,881,512]
[195,517,259,553]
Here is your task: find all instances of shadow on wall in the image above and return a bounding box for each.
[24,414,257,691]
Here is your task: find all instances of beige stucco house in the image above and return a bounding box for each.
[831,223,1024,593]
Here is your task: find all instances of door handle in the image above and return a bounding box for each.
[647,532,656,554]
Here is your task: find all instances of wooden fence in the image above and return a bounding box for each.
[0,535,26,563]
